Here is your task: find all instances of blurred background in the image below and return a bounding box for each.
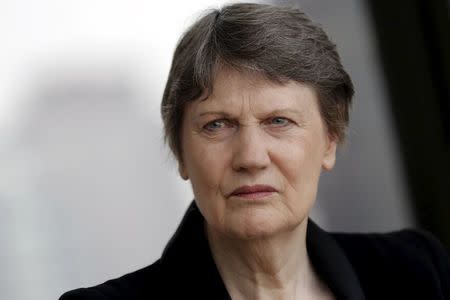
[1,0,449,298]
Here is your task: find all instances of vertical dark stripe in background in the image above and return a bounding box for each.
[366,0,450,249]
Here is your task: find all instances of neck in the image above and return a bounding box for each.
[206,219,326,300]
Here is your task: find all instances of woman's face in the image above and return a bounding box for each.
[179,68,337,240]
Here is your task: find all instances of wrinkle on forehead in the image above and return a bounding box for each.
[193,69,319,120]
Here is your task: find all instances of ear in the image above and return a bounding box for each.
[178,161,189,180]
[321,134,337,171]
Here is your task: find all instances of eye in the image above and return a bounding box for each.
[267,117,292,127]
[203,119,232,132]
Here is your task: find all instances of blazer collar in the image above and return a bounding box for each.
[162,201,365,300]
[307,220,366,300]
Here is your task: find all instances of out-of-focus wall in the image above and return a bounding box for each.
[0,0,414,299]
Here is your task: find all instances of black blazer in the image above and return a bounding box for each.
[60,202,450,300]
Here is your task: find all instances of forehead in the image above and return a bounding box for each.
[190,68,319,114]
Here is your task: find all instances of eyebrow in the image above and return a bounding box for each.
[194,108,304,120]
[264,108,303,116]
[196,108,303,118]
[197,111,234,118]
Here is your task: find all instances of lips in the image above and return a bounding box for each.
[229,184,277,197]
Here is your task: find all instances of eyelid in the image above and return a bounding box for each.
[202,118,235,131]
[264,116,294,126]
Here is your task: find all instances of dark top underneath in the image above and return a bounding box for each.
[60,201,450,300]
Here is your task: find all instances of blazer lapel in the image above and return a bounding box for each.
[307,220,366,300]
[161,201,231,299]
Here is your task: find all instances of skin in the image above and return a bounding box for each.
[179,67,337,299]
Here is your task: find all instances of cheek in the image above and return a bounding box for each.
[273,136,324,198]
[183,138,231,229]
[184,138,229,193]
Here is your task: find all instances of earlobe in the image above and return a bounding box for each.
[178,162,189,180]
[322,136,337,171]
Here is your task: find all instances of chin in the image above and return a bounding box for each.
[222,206,300,240]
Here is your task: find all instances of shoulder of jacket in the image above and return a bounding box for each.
[59,287,108,300]
[331,228,450,297]
[332,228,449,260]
[59,259,165,300]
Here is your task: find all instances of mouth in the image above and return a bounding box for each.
[229,184,277,200]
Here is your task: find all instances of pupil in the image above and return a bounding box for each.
[209,121,222,129]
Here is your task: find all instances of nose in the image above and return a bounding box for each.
[231,125,270,173]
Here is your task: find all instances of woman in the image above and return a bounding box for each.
[61,3,450,299]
